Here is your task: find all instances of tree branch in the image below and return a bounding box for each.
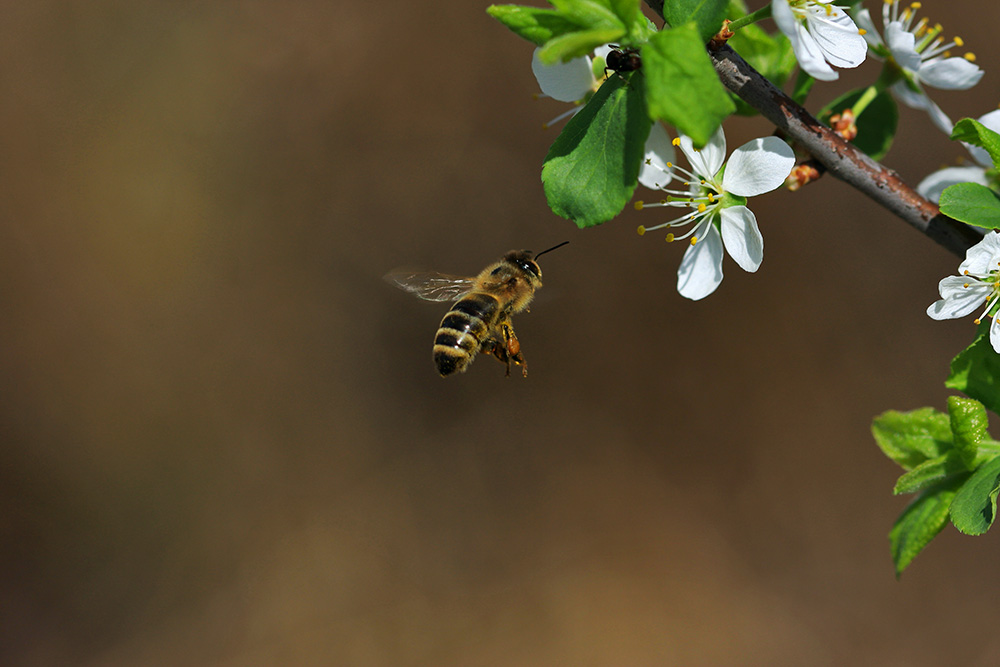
[643,1,981,258]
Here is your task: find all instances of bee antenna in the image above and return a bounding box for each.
[533,241,569,261]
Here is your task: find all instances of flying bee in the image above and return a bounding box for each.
[386,242,568,377]
[604,45,642,80]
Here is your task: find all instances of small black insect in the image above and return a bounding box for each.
[604,45,642,80]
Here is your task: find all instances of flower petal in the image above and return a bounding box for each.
[884,22,921,72]
[890,81,953,133]
[722,137,795,196]
[593,44,614,61]
[780,14,840,80]
[926,276,991,320]
[805,6,867,68]
[852,9,884,48]
[959,232,1000,276]
[916,165,989,203]
[990,317,1000,354]
[919,57,984,91]
[531,48,594,103]
[720,206,763,272]
[676,224,724,300]
[638,122,676,190]
[977,109,1000,134]
[679,126,726,180]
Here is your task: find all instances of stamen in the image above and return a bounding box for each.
[542,107,580,129]
[637,225,645,235]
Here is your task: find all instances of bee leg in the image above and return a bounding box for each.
[481,337,510,376]
[502,324,528,378]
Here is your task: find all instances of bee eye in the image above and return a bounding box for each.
[518,260,540,278]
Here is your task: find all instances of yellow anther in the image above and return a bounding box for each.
[634,201,645,210]
[697,203,707,213]
[542,123,550,130]
[964,269,971,275]
[708,193,715,202]
[859,28,867,35]
[975,318,982,325]
[965,53,977,62]
[671,138,681,146]
[954,36,964,47]
[964,283,971,288]
[825,3,833,15]
[660,199,667,204]
[911,1,922,8]
[666,233,675,243]
[637,225,646,235]
[690,236,698,246]
[665,162,673,168]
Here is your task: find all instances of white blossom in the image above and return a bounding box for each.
[854,1,983,133]
[635,126,795,300]
[928,232,1000,353]
[772,0,868,81]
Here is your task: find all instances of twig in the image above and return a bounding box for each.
[642,1,981,258]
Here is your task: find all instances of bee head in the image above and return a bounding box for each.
[506,241,568,280]
[504,251,542,281]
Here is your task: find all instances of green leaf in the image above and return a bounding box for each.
[951,118,1000,168]
[948,396,988,469]
[549,0,623,29]
[871,408,952,470]
[542,73,652,227]
[946,325,1000,415]
[663,0,729,43]
[538,27,627,63]
[893,452,969,495]
[950,455,1000,535]
[818,88,898,161]
[486,5,580,45]
[489,0,631,62]
[608,0,639,32]
[889,479,962,577]
[939,182,1000,229]
[642,24,735,147]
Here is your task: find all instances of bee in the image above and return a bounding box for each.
[604,45,642,80]
[386,242,568,377]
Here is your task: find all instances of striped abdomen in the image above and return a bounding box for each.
[434,292,501,376]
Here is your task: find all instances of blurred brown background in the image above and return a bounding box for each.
[2,2,999,665]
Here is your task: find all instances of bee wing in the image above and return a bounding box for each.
[384,270,477,302]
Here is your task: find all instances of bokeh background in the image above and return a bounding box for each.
[2,2,1000,665]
